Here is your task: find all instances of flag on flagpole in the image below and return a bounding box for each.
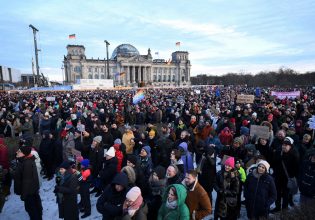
[69,34,76,39]
[167,58,171,65]
[155,52,159,55]
[176,42,181,46]
[120,72,125,76]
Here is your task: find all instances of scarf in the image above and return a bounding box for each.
[166,199,178,209]
[123,195,143,217]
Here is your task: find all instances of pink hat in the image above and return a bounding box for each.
[224,157,235,168]
[126,186,141,202]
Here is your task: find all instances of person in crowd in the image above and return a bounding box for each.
[78,159,91,218]
[99,146,118,196]
[97,172,129,220]
[157,184,190,220]
[39,130,54,180]
[197,145,216,205]
[139,146,153,179]
[62,125,75,161]
[299,149,315,204]
[89,135,104,195]
[14,145,43,220]
[214,157,239,220]
[165,164,185,186]
[0,136,10,199]
[183,170,212,220]
[244,160,276,220]
[170,149,185,174]
[178,142,194,175]
[147,165,167,219]
[272,137,299,212]
[122,127,135,154]
[121,186,148,220]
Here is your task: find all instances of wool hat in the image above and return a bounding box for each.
[114,138,122,145]
[257,160,270,172]
[81,159,90,168]
[59,161,71,170]
[105,147,115,157]
[224,157,235,168]
[126,187,142,202]
[93,136,102,143]
[153,165,166,180]
[127,155,138,166]
[233,137,243,145]
[240,127,249,136]
[19,146,32,156]
[142,146,151,156]
[242,120,249,127]
[283,136,294,145]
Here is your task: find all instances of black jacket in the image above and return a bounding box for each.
[299,158,315,197]
[99,157,118,188]
[89,147,104,177]
[14,156,40,200]
[57,170,79,220]
[244,170,277,218]
[97,172,129,219]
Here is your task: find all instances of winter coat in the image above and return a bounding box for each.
[299,156,315,197]
[21,121,33,138]
[97,172,129,219]
[14,155,40,200]
[101,131,114,149]
[166,172,185,187]
[273,148,299,186]
[178,142,193,175]
[122,130,135,154]
[57,170,79,220]
[198,153,216,194]
[99,157,118,189]
[185,181,212,220]
[221,145,247,161]
[121,202,148,220]
[155,136,173,167]
[62,133,75,161]
[158,184,190,220]
[218,127,233,146]
[39,118,51,134]
[214,170,240,218]
[111,128,122,142]
[244,169,277,219]
[205,136,223,154]
[89,147,105,178]
[139,156,153,179]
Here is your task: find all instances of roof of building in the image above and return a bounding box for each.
[111,44,140,59]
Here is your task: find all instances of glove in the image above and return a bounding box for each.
[53,186,59,193]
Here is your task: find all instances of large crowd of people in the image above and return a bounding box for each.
[0,86,315,220]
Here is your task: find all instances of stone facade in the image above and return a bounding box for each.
[63,44,191,86]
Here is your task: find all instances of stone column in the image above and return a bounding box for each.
[143,66,146,83]
[132,66,136,83]
[138,65,142,82]
[126,66,130,85]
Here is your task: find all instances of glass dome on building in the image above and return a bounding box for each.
[111,44,140,59]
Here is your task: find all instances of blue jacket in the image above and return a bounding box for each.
[244,169,277,218]
[178,142,194,174]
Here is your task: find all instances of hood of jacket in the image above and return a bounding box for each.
[179,142,188,153]
[111,172,129,189]
[162,184,187,206]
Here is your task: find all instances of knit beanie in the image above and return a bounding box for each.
[126,186,142,202]
[127,155,138,166]
[224,157,235,168]
[283,136,294,146]
[153,165,166,180]
[257,160,270,172]
[93,136,102,143]
[105,147,116,157]
[142,146,151,157]
[81,159,90,168]
[114,138,122,145]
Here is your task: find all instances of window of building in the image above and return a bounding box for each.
[159,68,162,73]
[172,75,175,82]
[154,68,157,73]
[95,74,99,79]
[101,68,104,72]
[158,75,161,82]
[101,74,105,79]
[74,66,81,73]
[163,75,166,82]
[164,68,167,73]
[168,75,171,82]
[153,75,157,82]
[95,67,97,72]
[88,74,93,79]
[88,67,92,72]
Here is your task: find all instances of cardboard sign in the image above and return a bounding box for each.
[77,124,85,132]
[250,125,270,139]
[46,97,55,102]
[76,102,84,108]
[236,95,254,104]
[195,90,201,94]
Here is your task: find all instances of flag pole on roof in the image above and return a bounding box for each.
[69,34,76,39]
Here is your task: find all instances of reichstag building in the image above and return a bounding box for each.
[63,44,191,86]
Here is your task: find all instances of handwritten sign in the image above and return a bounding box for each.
[250,125,270,139]
[46,97,55,102]
[236,95,254,104]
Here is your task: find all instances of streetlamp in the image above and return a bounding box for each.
[104,40,110,79]
[61,64,64,85]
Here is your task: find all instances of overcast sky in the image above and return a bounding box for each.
[1,0,315,81]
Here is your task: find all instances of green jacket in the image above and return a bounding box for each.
[157,184,190,220]
[237,167,247,183]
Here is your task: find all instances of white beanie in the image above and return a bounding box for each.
[257,160,270,172]
[126,186,141,202]
[105,146,115,157]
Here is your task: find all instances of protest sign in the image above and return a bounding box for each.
[236,95,254,104]
[271,91,300,100]
[250,125,270,139]
[46,97,55,102]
